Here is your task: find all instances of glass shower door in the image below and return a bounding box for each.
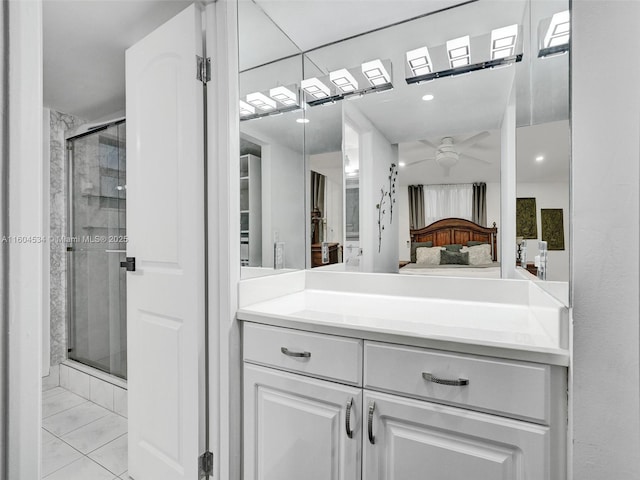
[67,121,127,379]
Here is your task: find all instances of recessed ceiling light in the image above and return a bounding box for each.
[536,155,545,162]
[422,94,434,101]
[296,118,310,124]
[399,161,406,167]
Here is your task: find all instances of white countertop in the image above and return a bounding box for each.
[237,282,569,366]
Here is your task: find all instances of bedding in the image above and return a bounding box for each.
[415,246,442,265]
[461,243,493,265]
[399,262,501,279]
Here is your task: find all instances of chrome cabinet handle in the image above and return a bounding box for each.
[280,347,311,358]
[422,372,469,386]
[345,398,354,438]
[367,401,375,444]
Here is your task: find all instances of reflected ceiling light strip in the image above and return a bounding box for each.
[538,10,570,57]
[329,68,359,93]
[446,35,471,68]
[246,92,276,111]
[544,10,570,48]
[269,86,298,106]
[301,77,331,99]
[361,59,391,86]
[491,24,518,60]
[406,46,433,76]
[239,100,255,116]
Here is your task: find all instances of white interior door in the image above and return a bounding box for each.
[125,4,206,479]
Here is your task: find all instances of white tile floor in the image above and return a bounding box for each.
[42,383,128,479]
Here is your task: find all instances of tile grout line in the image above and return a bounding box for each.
[42,399,90,420]
[42,406,112,438]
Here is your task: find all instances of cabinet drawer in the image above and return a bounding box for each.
[243,323,363,385]
[364,341,550,423]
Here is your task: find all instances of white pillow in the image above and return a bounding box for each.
[461,244,493,265]
[415,246,442,265]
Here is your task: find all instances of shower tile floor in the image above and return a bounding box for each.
[42,383,128,479]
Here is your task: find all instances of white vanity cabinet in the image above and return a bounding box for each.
[242,322,566,480]
[244,364,362,480]
[363,391,548,480]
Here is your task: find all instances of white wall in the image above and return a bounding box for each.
[260,141,306,269]
[517,182,569,281]
[345,103,398,273]
[572,2,640,479]
[397,181,501,262]
[310,151,343,244]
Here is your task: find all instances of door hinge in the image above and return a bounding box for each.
[197,56,211,84]
[199,451,213,478]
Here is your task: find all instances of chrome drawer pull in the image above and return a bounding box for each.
[422,372,469,386]
[367,401,376,444]
[345,398,354,438]
[280,347,311,358]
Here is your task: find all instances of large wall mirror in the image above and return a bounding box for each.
[237,0,570,306]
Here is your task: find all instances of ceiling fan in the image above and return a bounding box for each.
[406,131,491,176]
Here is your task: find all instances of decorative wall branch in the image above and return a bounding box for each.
[376,188,387,253]
[387,163,398,223]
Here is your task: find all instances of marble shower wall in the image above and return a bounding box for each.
[49,110,85,366]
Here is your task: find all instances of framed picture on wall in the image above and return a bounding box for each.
[541,208,565,250]
[516,197,537,239]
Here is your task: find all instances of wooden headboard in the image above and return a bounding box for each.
[410,218,498,261]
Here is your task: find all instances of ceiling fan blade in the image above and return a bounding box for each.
[461,153,492,165]
[457,131,490,152]
[419,138,439,149]
[405,157,435,166]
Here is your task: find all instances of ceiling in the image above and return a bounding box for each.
[43,0,196,121]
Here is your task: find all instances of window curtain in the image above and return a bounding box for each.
[424,184,473,226]
[310,171,326,243]
[472,182,487,226]
[408,185,425,229]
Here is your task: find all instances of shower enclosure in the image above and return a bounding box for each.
[66,120,127,379]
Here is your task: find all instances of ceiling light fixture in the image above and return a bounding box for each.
[239,100,255,116]
[446,35,471,69]
[399,161,406,167]
[269,86,298,106]
[361,59,391,86]
[246,92,276,111]
[539,10,570,57]
[329,68,359,93]
[296,118,310,124]
[535,155,545,162]
[301,77,331,99]
[544,10,570,48]
[422,94,434,101]
[406,46,433,76]
[491,24,518,60]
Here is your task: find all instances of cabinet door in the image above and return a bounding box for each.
[244,364,362,480]
[363,391,549,480]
